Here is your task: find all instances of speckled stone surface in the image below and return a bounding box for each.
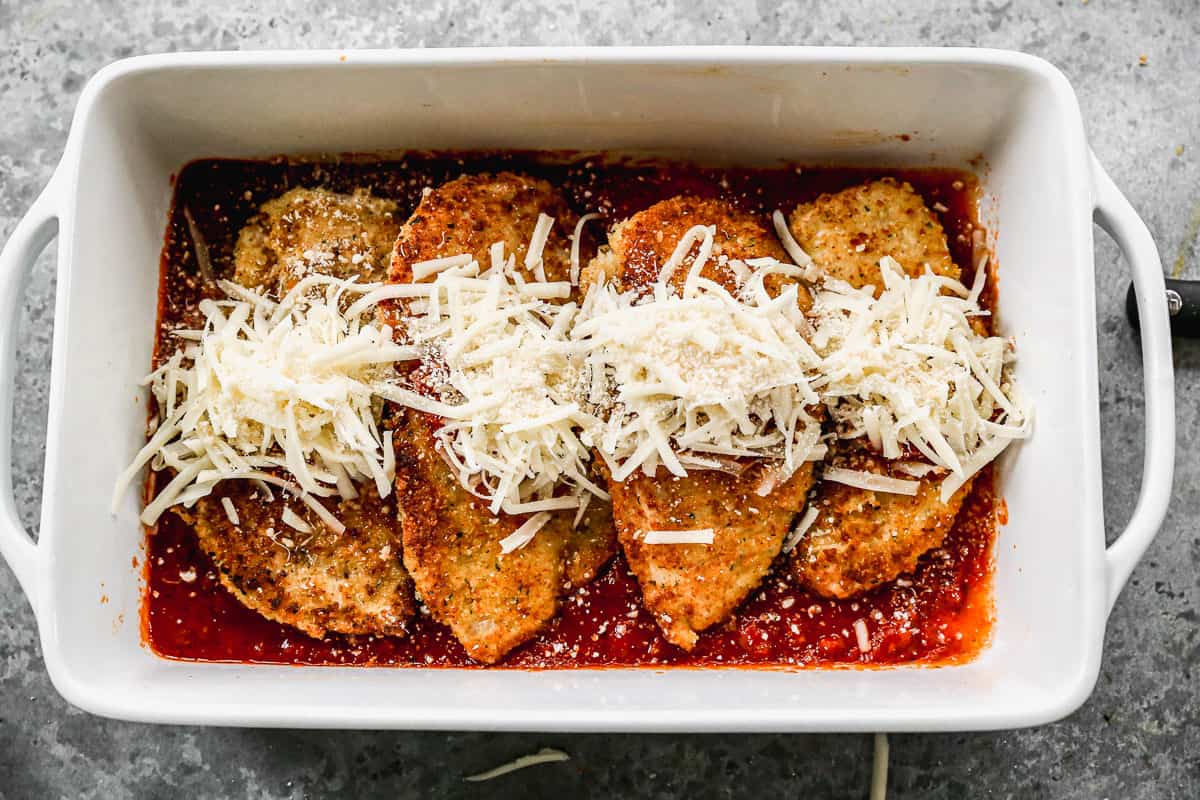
[0,1,1197,797]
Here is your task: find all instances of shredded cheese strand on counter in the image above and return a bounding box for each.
[572,248,825,485]
[112,273,417,526]
[871,733,890,800]
[463,748,570,782]
[810,256,1030,502]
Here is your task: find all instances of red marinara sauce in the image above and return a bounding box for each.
[143,154,999,669]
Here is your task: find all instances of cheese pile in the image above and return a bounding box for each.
[572,224,826,485]
[111,274,417,529]
[810,256,1030,501]
[116,212,1029,542]
[348,241,608,517]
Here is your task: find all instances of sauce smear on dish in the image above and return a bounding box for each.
[143,154,999,668]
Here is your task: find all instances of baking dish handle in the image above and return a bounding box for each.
[0,172,61,613]
[1090,153,1176,614]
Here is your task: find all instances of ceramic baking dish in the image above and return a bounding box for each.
[0,47,1174,732]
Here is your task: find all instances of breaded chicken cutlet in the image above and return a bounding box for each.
[787,177,959,294]
[233,186,400,291]
[393,412,615,663]
[787,449,973,598]
[786,178,973,597]
[587,196,818,650]
[177,186,415,639]
[392,172,575,285]
[389,172,618,664]
[584,196,814,310]
[182,483,415,639]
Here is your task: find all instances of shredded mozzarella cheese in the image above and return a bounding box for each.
[118,206,1029,567]
[811,257,1030,501]
[823,467,920,496]
[570,213,601,286]
[641,528,716,545]
[220,496,240,526]
[782,504,820,554]
[112,274,416,527]
[892,461,939,478]
[498,511,554,554]
[853,618,872,653]
[525,212,555,282]
[391,238,602,516]
[871,733,890,800]
[280,506,313,534]
[771,209,818,279]
[573,251,824,485]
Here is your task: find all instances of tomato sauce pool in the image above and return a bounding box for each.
[144,154,999,668]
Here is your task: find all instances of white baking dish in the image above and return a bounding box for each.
[0,47,1174,732]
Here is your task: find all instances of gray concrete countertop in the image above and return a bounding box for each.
[1,1,1196,797]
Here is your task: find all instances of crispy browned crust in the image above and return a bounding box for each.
[389,172,577,286]
[787,178,958,294]
[585,195,812,309]
[789,449,972,598]
[608,462,815,650]
[388,172,615,663]
[594,196,818,650]
[786,179,972,597]
[232,187,401,291]
[394,411,615,663]
[179,188,415,640]
[564,495,617,589]
[184,483,414,639]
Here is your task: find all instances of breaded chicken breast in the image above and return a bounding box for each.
[789,449,973,598]
[787,178,958,294]
[588,196,817,650]
[184,483,414,639]
[390,172,576,286]
[388,172,617,663]
[787,178,972,597]
[180,187,414,639]
[233,187,400,290]
[584,195,813,310]
[394,411,615,663]
[605,461,813,650]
